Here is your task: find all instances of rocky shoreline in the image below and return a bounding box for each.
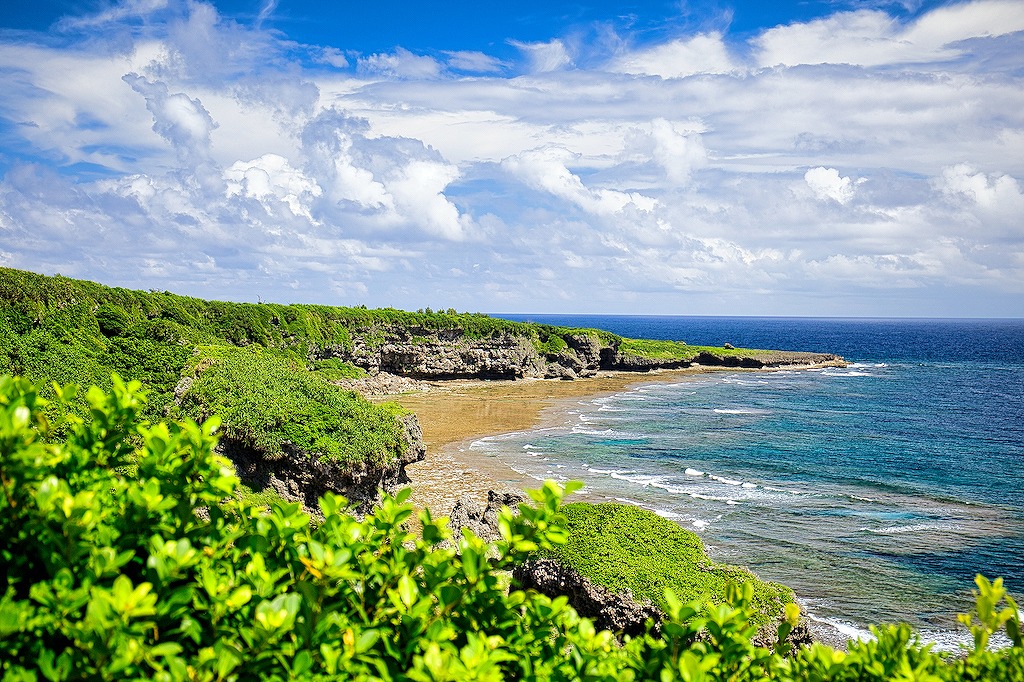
[386,361,858,651]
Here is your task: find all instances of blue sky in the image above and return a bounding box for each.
[1,1,1022,316]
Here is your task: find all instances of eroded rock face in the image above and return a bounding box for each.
[512,558,663,637]
[334,332,547,380]
[220,413,427,517]
[321,324,845,381]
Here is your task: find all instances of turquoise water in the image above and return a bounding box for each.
[484,317,1024,646]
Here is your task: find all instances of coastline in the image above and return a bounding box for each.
[389,361,842,518]
[390,360,857,651]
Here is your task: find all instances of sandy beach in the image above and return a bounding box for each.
[392,369,698,514]
[390,364,835,516]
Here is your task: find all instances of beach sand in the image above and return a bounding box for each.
[391,367,728,515]
[391,363,843,514]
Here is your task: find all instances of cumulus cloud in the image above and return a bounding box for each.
[123,74,216,155]
[299,109,472,240]
[937,164,1024,238]
[804,167,862,204]
[940,164,1024,210]
[610,32,738,78]
[224,154,322,221]
[386,160,469,240]
[502,147,657,216]
[301,112,393,212]
[648,120,707,185]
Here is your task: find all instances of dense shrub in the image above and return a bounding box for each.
[175,346,407,468]
[2,376,1022,681]
[542,503,794,631]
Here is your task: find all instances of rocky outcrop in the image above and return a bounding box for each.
[513,557,815,648]
[449,489,528,542]
[447,491,659,635]
[513,558,663,637]
[331,331,546,380]
[220,413,426,517]
[319,325,845,382]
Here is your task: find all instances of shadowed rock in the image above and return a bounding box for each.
[221,413,426,518]
[449,489,527,542]
[513,558,663,637]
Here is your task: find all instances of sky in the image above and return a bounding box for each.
[0,1,1022,316]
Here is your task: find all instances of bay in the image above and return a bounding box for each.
[486,316,1024,647]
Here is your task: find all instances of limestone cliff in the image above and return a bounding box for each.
[317,324,844,381]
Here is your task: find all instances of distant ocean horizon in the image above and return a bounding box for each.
[486,315,1024,649]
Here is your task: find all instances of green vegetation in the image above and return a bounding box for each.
[618,338,772,361]
[618,338,695,361]
[533,331,569,356]
[0,266,578,470]
[4,266,773,461]
[2,376,1023,681]
[542,503,793,630]
[176,345,406,467]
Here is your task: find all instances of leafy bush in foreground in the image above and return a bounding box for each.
[1,376,1022,681]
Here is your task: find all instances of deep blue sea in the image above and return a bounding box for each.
[488,316,1024,647]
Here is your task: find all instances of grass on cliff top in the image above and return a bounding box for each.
[541,502,794,629]
[619,338,773,361]
[175,345,408,469]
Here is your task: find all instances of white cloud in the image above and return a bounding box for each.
[224,154,322,222]
[938,164,1024,237]
[301,112,393,211]
[502,147,657,216]
[804,167,861,204]
[386,160,469,240]
[940,163,1024,210]
[444,50,506,73]
[510,39,572,73]
[648,119,707,185]
[357,48,442,79]
[610,32,738,78]
[315,47,349,68]
[123,75,216,153]
[754,0,1024,67]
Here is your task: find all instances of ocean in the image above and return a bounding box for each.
[487,316,1024,648]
